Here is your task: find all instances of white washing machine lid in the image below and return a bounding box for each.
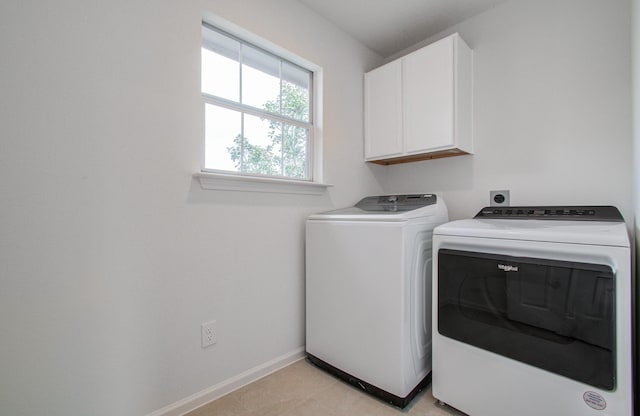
[308,194,445,221]
[435,206,629,247]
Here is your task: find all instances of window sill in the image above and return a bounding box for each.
[193,171,332,195]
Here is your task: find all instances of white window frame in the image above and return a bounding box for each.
[195,17,329,195]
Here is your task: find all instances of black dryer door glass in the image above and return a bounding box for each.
[438,249,615,390]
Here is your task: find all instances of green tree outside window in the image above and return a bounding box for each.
[227,82,309,179]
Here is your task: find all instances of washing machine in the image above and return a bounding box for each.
[305,194,448,407]
[432,206,633,416]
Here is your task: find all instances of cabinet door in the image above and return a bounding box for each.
[364,61,402,160]
[403,36,454,154]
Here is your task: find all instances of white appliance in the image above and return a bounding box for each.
[432,206,633,416]
[305,194,448,407]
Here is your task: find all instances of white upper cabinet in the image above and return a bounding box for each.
[364,60,402,160]
[364,33,473,165]
[403,36,455,154]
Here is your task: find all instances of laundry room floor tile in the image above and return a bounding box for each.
[185,358,467,416]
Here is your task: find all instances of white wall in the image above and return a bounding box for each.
[378,0,633,224]
[0,1,382,415]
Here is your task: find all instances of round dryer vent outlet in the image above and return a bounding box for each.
[490,190,510,207]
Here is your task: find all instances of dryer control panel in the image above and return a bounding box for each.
[474,205,623,222]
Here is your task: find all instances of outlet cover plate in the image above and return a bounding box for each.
[201,320,217,348]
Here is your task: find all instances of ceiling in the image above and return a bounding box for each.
[298,0,507,57]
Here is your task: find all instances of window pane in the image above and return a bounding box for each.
[282,62,311,122]
[282,124,309,179]
[201,23,314,181]
[242,45,280,111]
[204,104,242,172]
[201,27,240,101]
[242,114,282,176]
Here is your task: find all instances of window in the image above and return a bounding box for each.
[201,22,314,181]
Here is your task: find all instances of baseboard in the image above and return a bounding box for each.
[145,347,306,416]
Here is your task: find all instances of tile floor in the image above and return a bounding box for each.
[185,358,466,416]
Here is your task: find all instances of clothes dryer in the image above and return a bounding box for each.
[432,206,633,416]
[306,194,448,407]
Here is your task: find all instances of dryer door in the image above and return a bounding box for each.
[437,249,615,390]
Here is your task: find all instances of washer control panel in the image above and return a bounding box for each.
[474,206,623,222]
[355,194,437,212]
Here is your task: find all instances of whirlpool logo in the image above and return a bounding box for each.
[498,264,519,272]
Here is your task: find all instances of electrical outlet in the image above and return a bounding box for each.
[490,190,510,207]
[201,320,217,348]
